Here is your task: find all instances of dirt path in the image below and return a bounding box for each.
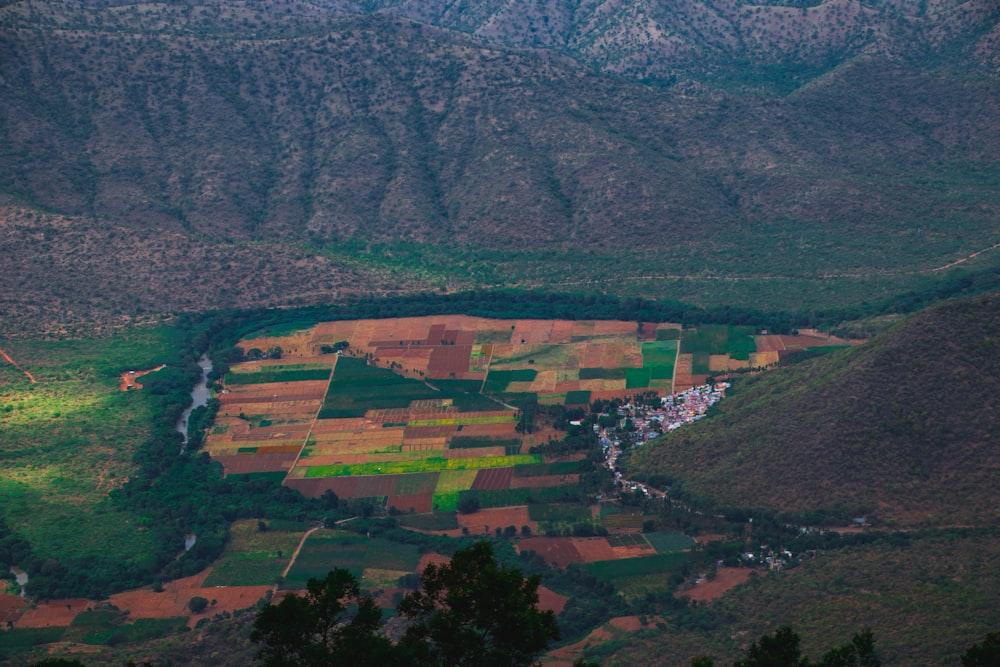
[274,525,322,592]
[0,345,35,383]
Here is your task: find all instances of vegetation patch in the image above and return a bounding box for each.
[643,531,696,553]
[483,369,538,393]
[583,552,691,581]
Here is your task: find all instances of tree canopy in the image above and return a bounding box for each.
[251,568,394,667]
[251,542,558,667]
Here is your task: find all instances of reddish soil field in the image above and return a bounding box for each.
[457,506,536,535]
[214,452,297,475]
[549,320,576,343]
[455,422,519,437]
[511,320,555,345]
[110,569,272,627]
[571,537,617,563]
[682,567,757,603]
[428,346,474,374]
[404,425,458,439]
[0,593,28,625]
[16,599,91,628]
[388,493,435,514]
[510,473,579,489]
[471,467,513,490]
[755,335,785,353]
[517,537,583,567]
[416,553,452,572]
[536,585,569,615]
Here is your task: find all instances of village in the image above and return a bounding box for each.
[594,382,729,497]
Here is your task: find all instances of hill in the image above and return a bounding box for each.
[629,292,1000,526]
[1,1,999,333]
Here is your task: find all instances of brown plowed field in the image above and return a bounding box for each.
[517,537,583,567]
[109,569,272,627]
[549,320,576,343]
[428,345,474,374]
[681,567,757,602]
[472,467,513,490]
[454,422,518,436]
[511,474,579,489]
[15,599,91,628]
[536,585,569,615]
[755,335,785,352]
[0,593,28,625]
[571,537,617,562]
[404,425,457,439]
[457,506,535,535]
[388,493,434,514]
[215,453,297,475]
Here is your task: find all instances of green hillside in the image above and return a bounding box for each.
[630,292,1000,526]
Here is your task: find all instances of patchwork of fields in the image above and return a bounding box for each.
[206,317,849,510]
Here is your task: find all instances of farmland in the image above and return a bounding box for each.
[205,316,695,510]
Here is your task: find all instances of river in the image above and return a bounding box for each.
[176,354,212,450]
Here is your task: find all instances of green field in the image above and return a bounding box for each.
[304,454,542,478]
[483,369,538,392]
[644,531,696,553]
[281,531,421,589]
[202,521,304,586]
[0,329,182,566]
[583,552,692,581]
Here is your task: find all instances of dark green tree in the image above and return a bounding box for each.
[398,541,560,667]
[962,631,1000,667]
[251,569,393,667]
[734,626,809,667]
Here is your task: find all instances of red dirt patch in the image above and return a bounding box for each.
[517,537,583,567]
[608,615,646,631]
[109,568,272,628]
[457,506,536,535]
[0,593,28,625]
[571,537,617,563]
[16,599,91,628]
[417,553,452,573]
[536,585,569,615]
[388,493,434,514]
[682,567,757,603]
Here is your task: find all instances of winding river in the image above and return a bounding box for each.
[176,354,212,450]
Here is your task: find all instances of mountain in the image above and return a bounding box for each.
[1,1,999,334]
[629,292,1000,526]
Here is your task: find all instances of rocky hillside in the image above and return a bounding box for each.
[1,1,998,332]
[629,292,1000,526]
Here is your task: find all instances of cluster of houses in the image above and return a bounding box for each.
[596,383,729,495]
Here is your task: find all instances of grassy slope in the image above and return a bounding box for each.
[631,292,1000,526]
[607,531,1000,666]
[0,328,182,564]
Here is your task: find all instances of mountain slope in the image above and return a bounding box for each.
[630,292,1000,525]
[0,2,998,331]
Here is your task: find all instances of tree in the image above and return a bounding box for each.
[456,494,481,514]
[188,596,209,614]
[398,541,560,667]
[734,626,809,667]
[962,631,1000,667]
[251,569,393,667]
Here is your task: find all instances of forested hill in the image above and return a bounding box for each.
[629,292,1000,526]
[1,1,999,333]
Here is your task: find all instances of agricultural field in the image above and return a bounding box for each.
[205,316,692,509]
